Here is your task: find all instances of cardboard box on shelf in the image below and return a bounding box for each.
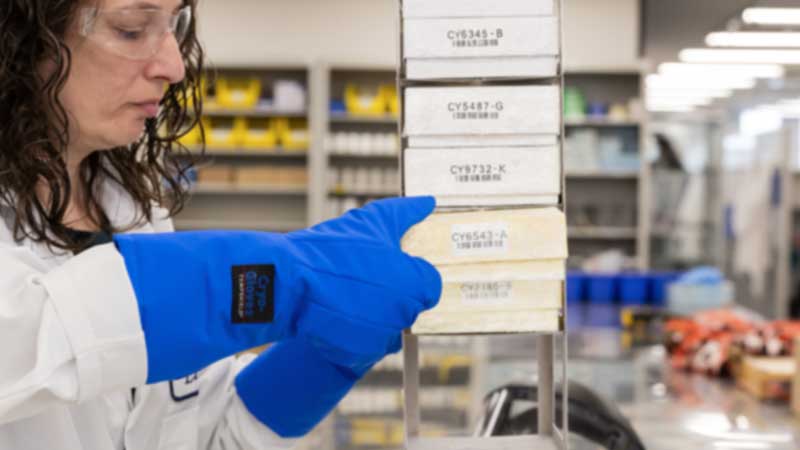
[404,146,561,207]
[404,85,560,147]
[235,166,308,188]
[402,0,554,19]
[737,356,794,401]
[404,16,558,80]
[235,166,281,186]
[197,165,234,185]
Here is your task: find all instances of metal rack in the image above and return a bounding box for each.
[398,1,568,448]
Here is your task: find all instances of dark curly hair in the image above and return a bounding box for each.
[0,0,205,252]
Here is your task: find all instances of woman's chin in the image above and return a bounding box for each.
[109,121,149,147]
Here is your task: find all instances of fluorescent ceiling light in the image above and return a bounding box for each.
[659,62,784,78]
[758,104,800,117]
[706,32,800,48]
[742,8,800,26]
[646,74,756,90]
[680,48,800,65]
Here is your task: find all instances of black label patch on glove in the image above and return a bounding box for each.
[232,265,275,324]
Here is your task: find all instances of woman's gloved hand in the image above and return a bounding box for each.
[114,196,441,383]
[235,337,385,438]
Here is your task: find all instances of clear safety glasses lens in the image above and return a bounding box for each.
[80,6,192,61]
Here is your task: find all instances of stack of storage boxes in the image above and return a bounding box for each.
[399,0,567,335]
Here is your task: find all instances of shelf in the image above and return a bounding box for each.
[565,118,641,127]
[174,219,304,232]
[569,226,638,240]
[187,148,307,158]
[203,106,307,118]
[191,184,307,196]
[566,171,639,180]
[330,112,398,125]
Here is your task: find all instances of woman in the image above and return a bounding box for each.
[0,1,441,449]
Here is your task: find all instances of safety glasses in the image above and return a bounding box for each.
[79,5,192,61]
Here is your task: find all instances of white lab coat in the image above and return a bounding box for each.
[0,180,298,450]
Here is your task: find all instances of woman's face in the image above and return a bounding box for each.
[58,0,187,152]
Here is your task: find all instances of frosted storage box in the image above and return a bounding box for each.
[404,16,559,80]
[404,85,560,148]
[411,252,567,335]
[404,146,561,207]
[401,207,567,266]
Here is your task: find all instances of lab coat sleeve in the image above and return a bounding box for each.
[0,243,148,425]
[198,354,300,450]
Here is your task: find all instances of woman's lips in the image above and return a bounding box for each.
[134,102,160,118]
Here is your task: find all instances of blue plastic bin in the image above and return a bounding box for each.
[567,271,586,305]
[619,273,649,306]
[329,99,346,114]
[650,272,681,307]
[583,304,621,327]
[566,304,585,329]
[587,274,618,304]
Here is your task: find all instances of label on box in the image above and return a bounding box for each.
[451,222,509,256]
[450,164,507,183]
[403,0,554,19]
[404,17,558,59]
[459,281,514,304]
[404,86,559,137]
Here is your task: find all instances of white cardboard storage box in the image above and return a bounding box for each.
[404,85,560,148]
[404,146,561,207]
[404,16,559,80]
[402,0,554,19]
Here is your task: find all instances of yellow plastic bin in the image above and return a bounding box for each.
[344,84,387,117]
[216,76,262,109]
[243,118,279,150]
[275,118,310,151]
[380,84,399,117]
[177,119,205,148]
[205,116,247,150]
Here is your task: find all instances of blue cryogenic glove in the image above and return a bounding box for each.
[235,336,393,437]
[113,196,441,383]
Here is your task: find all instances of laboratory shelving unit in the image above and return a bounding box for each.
[172,64,315,232]
[563,70,651,271]
[324,67,401,220]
